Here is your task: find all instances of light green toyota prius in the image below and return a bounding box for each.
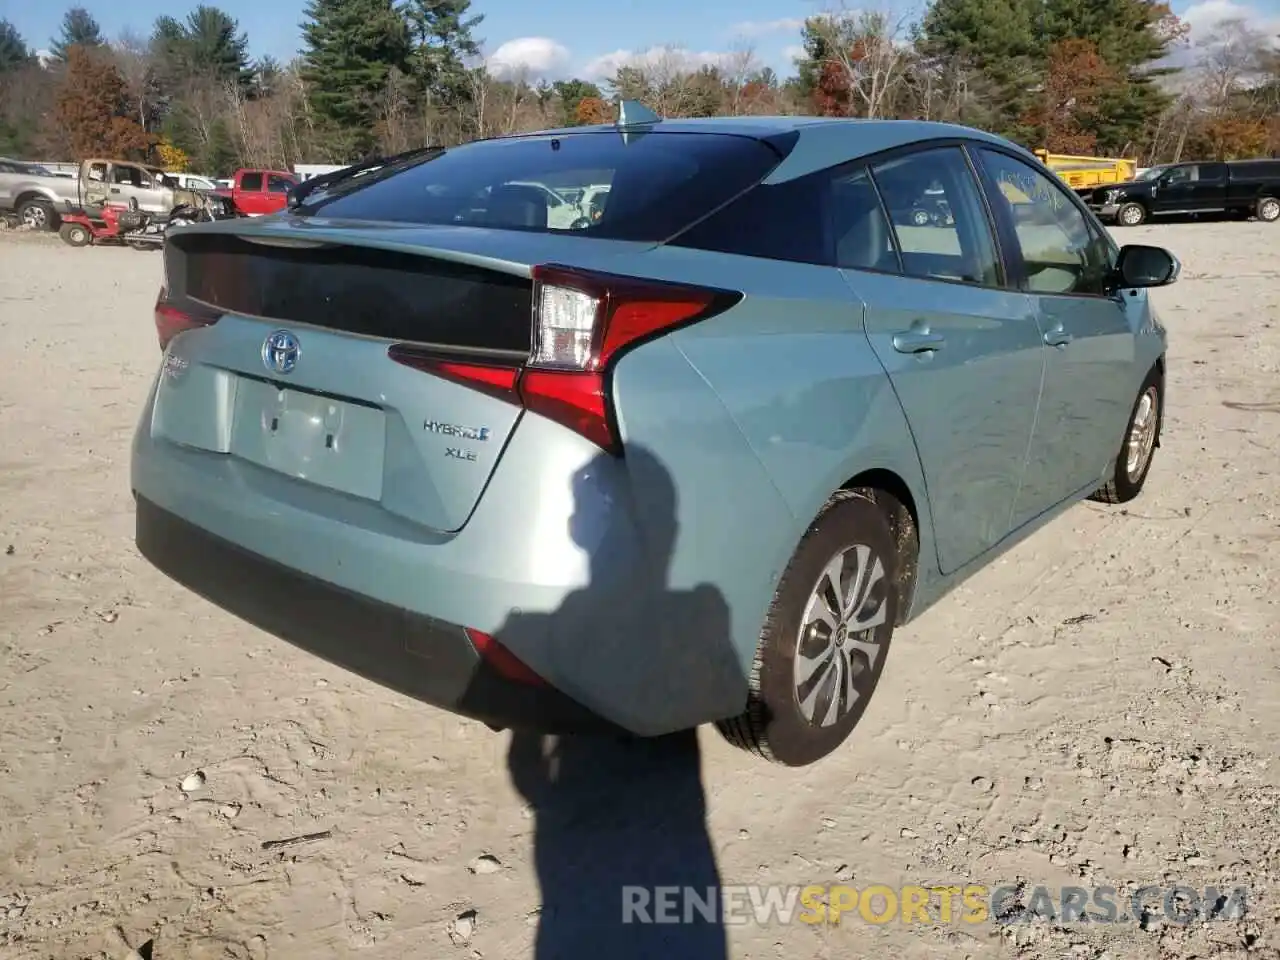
[132,106,1175,767]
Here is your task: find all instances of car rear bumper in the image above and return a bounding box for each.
[131,376,749,736]
[135,493,622,734]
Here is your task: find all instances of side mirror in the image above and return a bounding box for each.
[1115,244,1180,288]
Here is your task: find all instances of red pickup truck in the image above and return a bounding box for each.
[213,168,298,216]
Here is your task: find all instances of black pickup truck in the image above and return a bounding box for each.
[1088,159,1280,226]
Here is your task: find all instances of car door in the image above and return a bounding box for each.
[81,161,109,209]
[843,145,1045,575]
[107,163,144,208]
[1151,164,1200,215]
[1189,161,1228,212]
[135,168,169,215]
[972,147,1137,521]
[266,173,295,213]
[238,171,265,214]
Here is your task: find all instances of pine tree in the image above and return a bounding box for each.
[49,7,104,63]
[300,0,411,157]
[402,0,482,106]
[915,0,1181,150]
[150,7,253,92]
[0,19,34,72]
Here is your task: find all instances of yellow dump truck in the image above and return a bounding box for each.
[1034,149,1138,195]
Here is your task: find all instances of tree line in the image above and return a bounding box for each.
[0,0,1276,177]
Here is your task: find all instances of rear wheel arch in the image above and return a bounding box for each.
[838,468,921,625]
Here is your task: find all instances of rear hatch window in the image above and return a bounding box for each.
[292,131,793,242]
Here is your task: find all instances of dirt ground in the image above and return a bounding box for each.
[1,218,1278,960]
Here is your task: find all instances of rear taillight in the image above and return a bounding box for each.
[389,266,739,454]
[155,288,218,351]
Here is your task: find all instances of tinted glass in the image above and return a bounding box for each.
[267,174,295,193]
[870,147,1001,287]
[669,171,826,264]
[240,172,263,191]
[1199,162,1228,183]
[978,149,1112,296]
[831,167,898,272]
[295,131,791,242]
[1163,165,1196,184]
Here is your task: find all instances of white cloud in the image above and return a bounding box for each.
[1180,0,1280,42]
[581,46,740,81]
[486,37,572,80]
[783,43,808,64]
[729,17,808,37]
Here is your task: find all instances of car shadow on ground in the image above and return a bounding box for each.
[494,445,742,959]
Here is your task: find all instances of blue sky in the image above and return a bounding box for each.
[1,0,1276,83]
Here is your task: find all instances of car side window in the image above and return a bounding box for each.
[1199,162,1228,183]
[977,149,1111,297]
[267,174,294,194]
[241,172,264,191]
[869,147,1001,287]
[830,167,899,273]
[1164,165,1195,184]
[669,171,829,265]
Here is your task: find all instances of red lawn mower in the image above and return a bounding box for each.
[57,196,230,249]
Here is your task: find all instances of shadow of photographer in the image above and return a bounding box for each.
[496,445,740,958]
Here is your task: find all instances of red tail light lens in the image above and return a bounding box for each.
[388,266,739,454]
[155,288,219,351]
[465,628,546,686]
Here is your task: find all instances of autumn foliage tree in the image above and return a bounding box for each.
[573,95,609,125]
[1025,39,1118,153]
[54,45,153,160]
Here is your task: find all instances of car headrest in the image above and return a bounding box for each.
[832,180,892,271]
[487,184,548,229]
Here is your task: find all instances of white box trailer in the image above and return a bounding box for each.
[293,163,351,181]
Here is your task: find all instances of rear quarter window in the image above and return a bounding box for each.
[669,172,829,264]
[294,131,795,243]
[240,172,263,191]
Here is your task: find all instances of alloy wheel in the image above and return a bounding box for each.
[1126,386,1159,481]
[793,543,889,728]
[21,205,47,229]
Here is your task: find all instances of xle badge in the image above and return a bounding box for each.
[445,448,477,462]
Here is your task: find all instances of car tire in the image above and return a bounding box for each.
[717,488,903,767]
[911,208,932,227]
[1257,197,1280,223]
[18,199,56,231]
[1116,202,1147,226]
[58,223,91,247]
[1089,366,1163,505]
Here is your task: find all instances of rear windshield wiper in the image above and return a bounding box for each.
[288,144,445,212]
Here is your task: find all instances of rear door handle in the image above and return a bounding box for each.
[1043,325,1073,347]
[892,331,946,354]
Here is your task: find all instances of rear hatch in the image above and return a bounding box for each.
[159,224,651,532]
[153,128,793,533]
